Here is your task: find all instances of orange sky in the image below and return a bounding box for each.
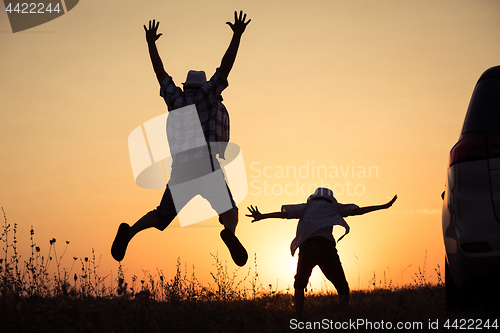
[1,0,500,292]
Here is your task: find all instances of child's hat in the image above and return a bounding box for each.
[307,187,337,203]
[182,70,207,87]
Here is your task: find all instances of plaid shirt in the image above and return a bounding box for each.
[160,69,229,163]
[282,200,356,256]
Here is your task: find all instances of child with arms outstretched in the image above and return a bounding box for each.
[246,187,397,317]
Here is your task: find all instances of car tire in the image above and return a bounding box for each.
[445,257,460,311]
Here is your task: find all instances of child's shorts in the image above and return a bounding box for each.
[294,236,349,295]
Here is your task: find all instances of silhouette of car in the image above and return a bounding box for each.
[442,65,500,309]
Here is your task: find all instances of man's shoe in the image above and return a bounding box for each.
[111,223,130,261]
[220,229,248,266]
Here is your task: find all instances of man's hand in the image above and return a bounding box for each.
[383,195,398,209]
[246,205,263,222]
[144,19,167,84]
[144,19,163,43]
[219,10,251,80]
[226,10,251,35]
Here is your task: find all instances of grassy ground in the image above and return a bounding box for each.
[1,285,499,332]
[0,209,498,332]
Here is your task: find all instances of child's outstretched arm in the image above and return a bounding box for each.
[246,205,287,222]
[350,195,397,216]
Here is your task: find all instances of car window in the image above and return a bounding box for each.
[462,76,500,134]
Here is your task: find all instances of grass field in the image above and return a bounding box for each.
[2,284,499,332]
[1,209,498,332]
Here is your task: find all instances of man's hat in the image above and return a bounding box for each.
[307,187,337,203]
[182,70,207,87]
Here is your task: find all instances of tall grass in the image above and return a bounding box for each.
[0,207,461,302]
[0,207,497,332]
[0,207,263,301]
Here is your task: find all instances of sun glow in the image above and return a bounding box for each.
[1,0,497,294]
[288,254,298,276]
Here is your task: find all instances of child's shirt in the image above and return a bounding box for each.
[282,200,357,256]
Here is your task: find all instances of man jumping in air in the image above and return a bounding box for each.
[112,11,251,267]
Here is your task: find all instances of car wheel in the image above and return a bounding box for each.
[445,257,460,311]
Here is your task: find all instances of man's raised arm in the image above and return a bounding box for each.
[219,11,251,81]
[144,19,168,84]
